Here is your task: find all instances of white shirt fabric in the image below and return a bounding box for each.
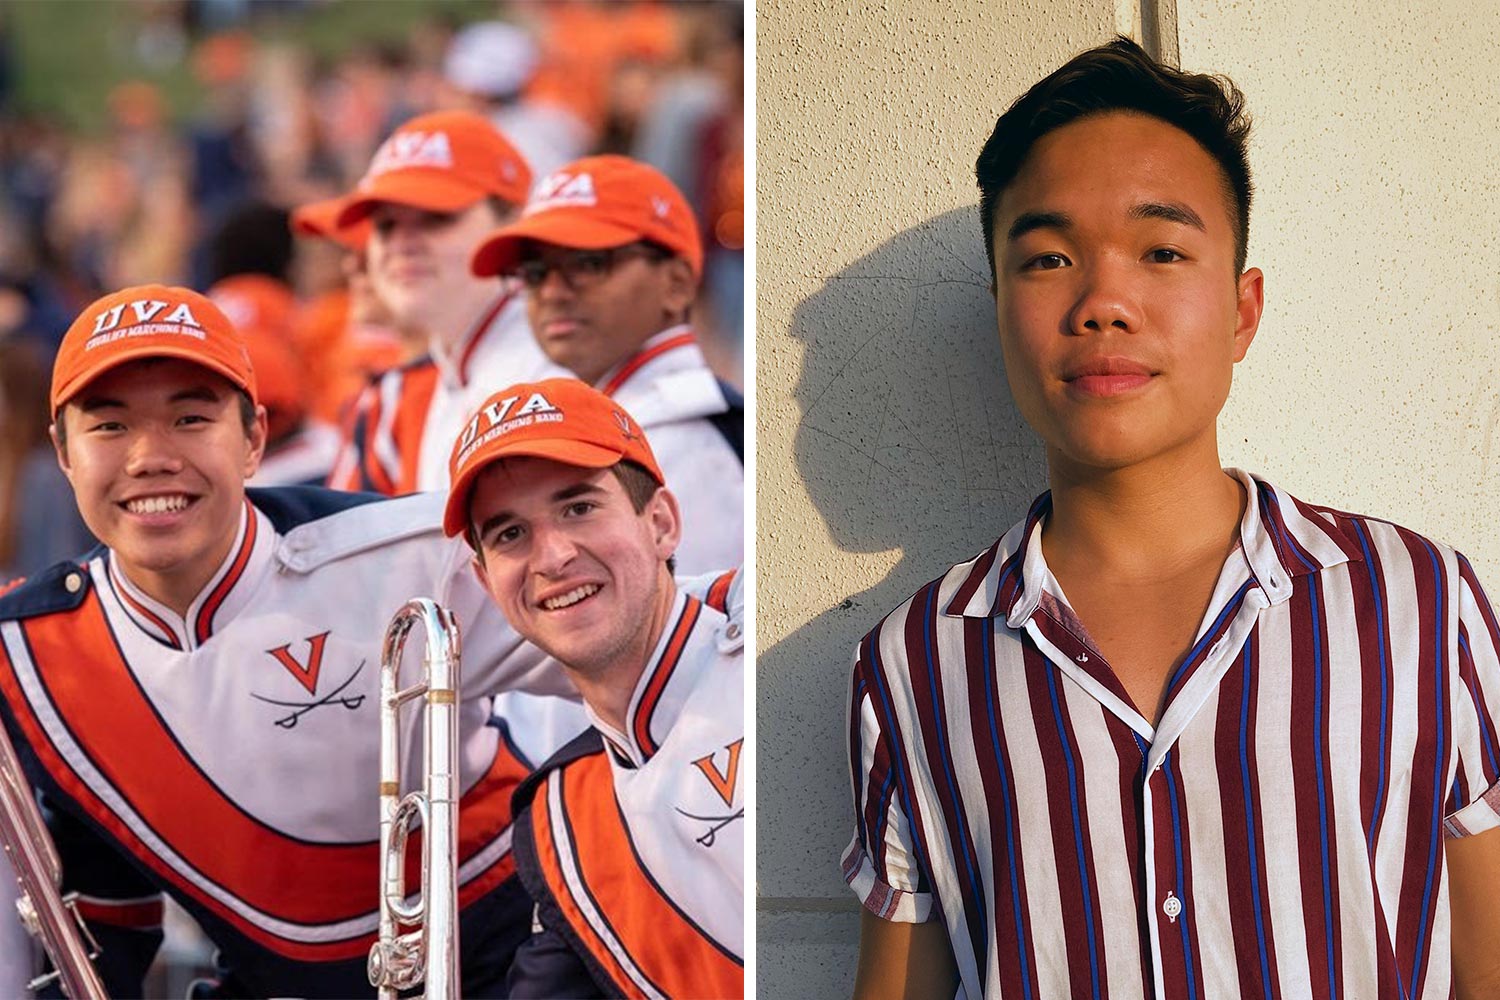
[415,290,570,493]
[604,325,744,576]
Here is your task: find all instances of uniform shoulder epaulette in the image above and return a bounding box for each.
[0,552,99,621]
[511,727,605,816]
[246,485,386,534]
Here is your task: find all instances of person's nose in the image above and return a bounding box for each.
[1067,259,1143,336]
[531,522,580,576]
[124,425,185,477]
[533,264,575,303]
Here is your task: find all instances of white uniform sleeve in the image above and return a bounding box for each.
[843,637,934,923]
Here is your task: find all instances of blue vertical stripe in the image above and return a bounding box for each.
[1410,541,1446,987]
[1237,643,1275,999]
[1308,577,1339,998]
[983,622,1033,999]
[1043,668,1102,1000]
[1352,519,1394,847]
[1163,758,1199,999]
[918,587,988,956]
[864,637,936,893]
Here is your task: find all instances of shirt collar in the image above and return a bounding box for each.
[105,498,274,650]
[588,586,712,767]
[943,469,1366,624]
[598,325,729,425]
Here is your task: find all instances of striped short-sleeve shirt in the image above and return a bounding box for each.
[843,469,1500,1000]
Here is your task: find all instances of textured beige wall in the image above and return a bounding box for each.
[757,2,1118,995]
[757,1,1500,995]
[1180,0,1500,582]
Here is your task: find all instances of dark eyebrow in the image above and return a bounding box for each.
[475,481,610,543]
[1130,201,1206,231]
[169,385,224,405]
[1006,210,1071,243]
[78,397,124,413]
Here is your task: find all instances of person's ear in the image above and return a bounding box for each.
[242,404,269,478]
[1232,267,1264,363]
[647,487,683,563]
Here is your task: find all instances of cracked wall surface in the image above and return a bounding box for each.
[755,2,1499,995]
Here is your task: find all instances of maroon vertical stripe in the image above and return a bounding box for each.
[1020,645,1109,997]
[902,582,987,970]
[963,621,1037,998]
[1390,527,1442,992]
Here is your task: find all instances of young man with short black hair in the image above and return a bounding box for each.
[846,37,1500,999]
[0,284,575,997]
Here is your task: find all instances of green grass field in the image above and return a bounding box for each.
[6,0,492,132]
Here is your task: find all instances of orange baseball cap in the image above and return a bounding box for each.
[338,110,532,227]
[51,284,257,416]
[290,195,372,252]
[208,276,304,440]
[443,377,664,537]
[469,154,703,279]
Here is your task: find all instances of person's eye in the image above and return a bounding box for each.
[177,413,212,426]
[563,500,597,517]
[573,253,611,275]
[90,420,125,433]
[515,261,549,288]
[1022,252,1070,271]
[488,524,525,547]
[1147,247,1185,263]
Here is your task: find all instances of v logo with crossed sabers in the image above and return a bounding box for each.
[251,660,367,729]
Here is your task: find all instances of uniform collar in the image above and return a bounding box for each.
[429,289,516,391]
[588,586,715,767]
[942,469,1366,624]
[597,325,728,424]
[104,498,274,650]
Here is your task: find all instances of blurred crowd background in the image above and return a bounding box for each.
[0,0,745,605]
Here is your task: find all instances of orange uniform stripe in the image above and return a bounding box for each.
[632,598,701,759]
[455,292,514,387]
[0,600,525,960]
[533,755,742,998]
[194,499,257,644]
[600,332,697,398]
[705,571,735,614]
[389,365,439,494]
[111,563,180,649]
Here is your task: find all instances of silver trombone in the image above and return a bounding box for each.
[367,598,463,1000]
[0,715,106,998]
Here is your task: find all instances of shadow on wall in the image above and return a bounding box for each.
[756,205,1049,994]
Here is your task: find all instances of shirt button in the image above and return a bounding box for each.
[725,623,741,639]
[64,573,82,594]
[1163,890,1183,923]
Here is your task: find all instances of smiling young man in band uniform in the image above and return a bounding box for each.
[445,377,745,998]
[0,285,575,997]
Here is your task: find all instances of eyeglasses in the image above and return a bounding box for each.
[510,243,671,291]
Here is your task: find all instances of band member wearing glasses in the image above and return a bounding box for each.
[0,285,576,997]
[470,155,744,575]
[323,109,565,497]
[444,377,744,999]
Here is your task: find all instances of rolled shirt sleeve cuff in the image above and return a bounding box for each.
[841,833,933,923]
[1444,779,1500,838]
